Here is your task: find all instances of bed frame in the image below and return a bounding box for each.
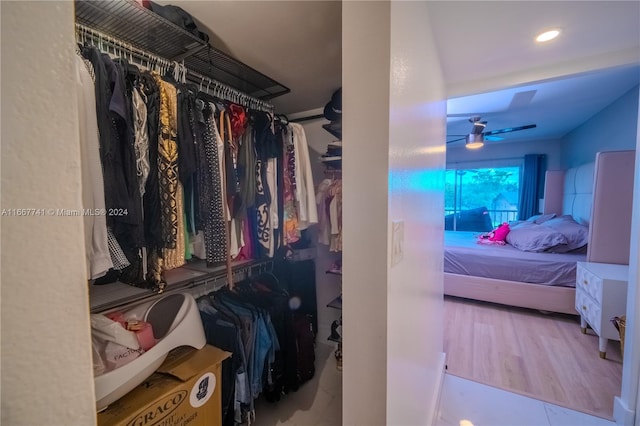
[444,273,578,314]
[444,150,635,314]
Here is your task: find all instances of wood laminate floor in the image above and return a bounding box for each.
[444,295,623,420]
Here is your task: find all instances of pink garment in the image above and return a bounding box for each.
[490,223,510,242]
[477,223,510,246]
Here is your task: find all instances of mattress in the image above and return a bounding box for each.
[444,231,586,287]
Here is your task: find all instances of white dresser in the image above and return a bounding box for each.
[575,261,629,359]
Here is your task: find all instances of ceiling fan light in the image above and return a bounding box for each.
[466,141,484,149]
[465,133,484,149]
[536,29,560,43]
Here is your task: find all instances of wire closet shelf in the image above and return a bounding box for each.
[75,0,289,106]
[76,24,274,113]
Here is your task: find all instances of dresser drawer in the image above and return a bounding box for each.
[577,265,603,302]
[575,290,601,335]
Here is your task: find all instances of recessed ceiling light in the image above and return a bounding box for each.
[536,29,560,43]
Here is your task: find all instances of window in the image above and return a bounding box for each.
[445,166,521,231]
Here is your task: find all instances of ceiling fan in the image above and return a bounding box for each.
[447,116,536,149]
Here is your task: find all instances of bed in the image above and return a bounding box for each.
[444,150,635,315]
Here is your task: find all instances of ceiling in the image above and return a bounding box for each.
[426,1,640,148]
[163,1,639,131]
[445,64,640,147]
[159,1,342,114]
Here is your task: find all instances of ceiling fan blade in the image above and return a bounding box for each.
[485,135,504,141]
[446,137,466,144]
[483,124,536,136]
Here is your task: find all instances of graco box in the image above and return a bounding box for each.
[98,345,231,426]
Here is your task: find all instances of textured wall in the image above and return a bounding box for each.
[386,2,446,424]
[616,88,640,425]
[1,2,96,424]
[343,1,446,424]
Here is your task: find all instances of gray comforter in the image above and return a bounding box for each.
[444,231,586,287]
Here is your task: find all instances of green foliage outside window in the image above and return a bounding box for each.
[445,167,521,228]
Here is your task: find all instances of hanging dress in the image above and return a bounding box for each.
[196,101,227,264]
[159,79,185,270]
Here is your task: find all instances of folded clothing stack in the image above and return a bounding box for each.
[320,141,342,168]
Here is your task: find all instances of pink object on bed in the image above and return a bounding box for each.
[491,223,510,242]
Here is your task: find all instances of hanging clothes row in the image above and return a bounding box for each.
[316,176,342,252]
[197,273,315,426]
[76,36,317,292]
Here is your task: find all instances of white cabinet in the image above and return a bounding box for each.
[575,261,628,358]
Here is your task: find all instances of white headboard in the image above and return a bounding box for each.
[543,162,594,226]
[562,162,595,226]
[544,150,635,265]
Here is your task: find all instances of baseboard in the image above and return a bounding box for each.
[429,352,447,425]
[613,396,635,425]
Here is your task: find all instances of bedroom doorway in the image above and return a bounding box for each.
[443,74,639,420]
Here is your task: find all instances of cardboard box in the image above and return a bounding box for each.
[98,345,231,426]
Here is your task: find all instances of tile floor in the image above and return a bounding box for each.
[436,374,615,426]
[250,344,615,426]
[251,342,342,426]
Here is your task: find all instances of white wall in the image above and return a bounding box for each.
[562,85,639,168]
[387,2,446,424]
[1,2,96,424]
[447,138,564,171]
[615,89,640,425]
[343,2,391,423]
[343,1,446,424]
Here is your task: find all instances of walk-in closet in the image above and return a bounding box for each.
[73,1,343,424]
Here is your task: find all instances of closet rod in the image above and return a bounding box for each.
[290,113,325,123]
[75,23,274,113]
[184,259,275,300]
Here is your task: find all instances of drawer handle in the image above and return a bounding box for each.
[583,280,588,285]
[582,305,587,311]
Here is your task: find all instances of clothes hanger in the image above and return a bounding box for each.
[276,114,289,126]
[172,61,178,81]
[129,44,134,65]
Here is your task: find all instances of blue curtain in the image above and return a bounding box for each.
[518,154,547,220]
